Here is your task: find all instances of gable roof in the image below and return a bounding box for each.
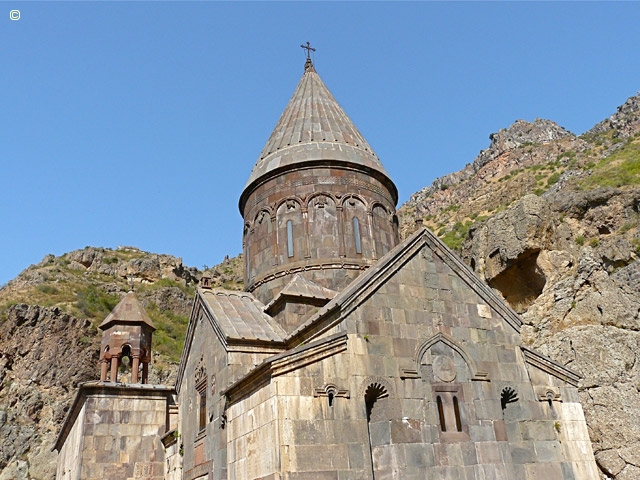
[264,274,336,313]
[186,228,579,399]
[200,289,287,343]
[175,288,287,392]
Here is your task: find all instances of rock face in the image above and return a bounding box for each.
[461,189,640,479]
[587,92,640,139]
[404,118,579,220]
[399,92,640,479]
[0,305,99,480]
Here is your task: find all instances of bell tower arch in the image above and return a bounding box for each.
[98,290,155,384]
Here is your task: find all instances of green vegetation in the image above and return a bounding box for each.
[589,238,600,248]
[146,302,189,362]
[75,285,120,320]
[443,204,460,213]
[37,284,59,295]
[619,222,636,234]
[558,150,577,161]
[580,130,610,147]
[439,221,472,251]
[578,140,640,189]
[547,172,561,186]
[575,235,585,246]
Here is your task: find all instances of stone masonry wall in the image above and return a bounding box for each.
[57,388,170,480]
[242,166,398,304]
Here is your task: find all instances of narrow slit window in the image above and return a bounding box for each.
[353,217,362,254]
[198,388,207,432]
[453,396,462,432]
[286,220,294,257]
[437,395,446,431]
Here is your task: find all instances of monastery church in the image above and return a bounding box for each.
[54,51,599,479]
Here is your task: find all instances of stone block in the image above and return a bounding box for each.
[559,387,579,403]
[560,462,577,480]
[559,402,587,422]
[475,442,503,464]
[347,443,365,469]
[403,443,434,468]
[369,421,390,447]
[509,442,536,464]
[443,443,463,466]
[459,442,478,466]
[502,400,532,423]
[287,471,339,480]
[390,418,422,444]
[533,440,563,463]
[521,421,556,441]
[469,424,496,442]
[433,443,450,467]
[524,462,563,479]
[493,420,507,441]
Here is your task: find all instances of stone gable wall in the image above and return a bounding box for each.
[221,241,597,478]
[179,315,228,480]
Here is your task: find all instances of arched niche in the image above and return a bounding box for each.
[307,193,339,259]
[371,203,393,258]
[342,195,371,258]
[415,333,489,383]
[250,209,275,278]
[276,198,304,264]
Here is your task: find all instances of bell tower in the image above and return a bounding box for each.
[98,290,155,383]
[240,48,400,304]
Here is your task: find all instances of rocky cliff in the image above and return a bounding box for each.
[0,247,243,479]
[399,92,640,479]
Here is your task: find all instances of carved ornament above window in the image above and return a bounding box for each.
[195,358,207,387]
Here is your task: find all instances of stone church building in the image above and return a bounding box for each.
[55,54,599,479]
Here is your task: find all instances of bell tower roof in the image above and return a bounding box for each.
[99,291,155,331]
[240,55,397,211]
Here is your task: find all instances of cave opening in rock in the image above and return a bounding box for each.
[488,249,546,313]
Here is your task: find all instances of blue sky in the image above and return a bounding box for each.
[2,1,639,286]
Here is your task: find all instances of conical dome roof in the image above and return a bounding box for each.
[241,59,396,207]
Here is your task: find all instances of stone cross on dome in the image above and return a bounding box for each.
[301,41,316,72]
[300,41,316,58]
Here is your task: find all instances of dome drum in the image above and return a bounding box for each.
[243,165,399,304]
